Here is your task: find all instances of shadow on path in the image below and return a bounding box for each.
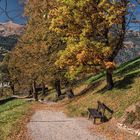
[30,120,73,123]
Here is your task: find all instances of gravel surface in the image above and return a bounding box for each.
[27,110,107,140]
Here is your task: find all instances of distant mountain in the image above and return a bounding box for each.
[0,21,24,61]
[0,21,24,36]
[115,31,140,64]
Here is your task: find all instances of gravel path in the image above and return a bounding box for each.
[27,110,107,140]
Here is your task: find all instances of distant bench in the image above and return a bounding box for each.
[88,101,114,124]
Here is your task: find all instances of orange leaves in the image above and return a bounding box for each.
[76,50,87,63]
[55,37,113,78]
[104,61,116,70]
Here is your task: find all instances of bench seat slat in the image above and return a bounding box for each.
[88,108,103,118]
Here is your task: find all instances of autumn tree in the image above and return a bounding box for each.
[48,0,129,90]
[0,54,16,95]
[9,0,66,99]
[9,0,136,101]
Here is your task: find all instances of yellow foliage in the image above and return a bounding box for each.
[9,0,128,81]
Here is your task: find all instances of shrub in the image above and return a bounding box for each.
[136,106,140,121]
[125,112,136,125]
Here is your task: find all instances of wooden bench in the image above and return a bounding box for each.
[88,101,114,124]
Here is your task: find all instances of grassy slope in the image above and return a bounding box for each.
[0,99,31,140]
[87,56,140,84]
[65,57,140,119]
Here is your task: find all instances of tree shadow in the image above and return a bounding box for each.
[96,86,109,94]
[30,120,73,123]
[97,74,139,94]
[0,97,16,105]
[60,82,101,106]
[114,75,134,90]
[75,82,100,98]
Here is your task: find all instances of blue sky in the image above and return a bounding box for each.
[0,0,139,28]
[129,0,140,30]
[0,0,26,24]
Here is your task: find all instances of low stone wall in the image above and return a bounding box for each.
[117,123,140,136]
[117,102,140,137]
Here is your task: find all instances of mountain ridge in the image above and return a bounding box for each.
[0,21,24,61]
[0,21,24,37]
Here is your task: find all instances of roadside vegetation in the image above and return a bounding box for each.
[0,99,32,140]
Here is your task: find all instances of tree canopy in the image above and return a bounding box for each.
[8,0,136,96]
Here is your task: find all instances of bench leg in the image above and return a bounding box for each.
[93,118,96,124]
[88,113,90,120]
[88,113,92,120]
[101,117,105,123]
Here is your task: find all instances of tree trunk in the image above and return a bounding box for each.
[105,8,126,90]
[66,88,74,99]
[32,81,38,101]
[28,86,33,97]
[0,75,5,97]
[106,69,114,90]
[42,82,45,95]
[1,81,4,97]
[108,4,126,61]
[10,83,15,95]
[54,79,61,98]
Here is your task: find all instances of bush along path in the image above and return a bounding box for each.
[0,98,32,140]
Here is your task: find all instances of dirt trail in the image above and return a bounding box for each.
[27,110,107,140]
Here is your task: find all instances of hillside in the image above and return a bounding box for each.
[0,21,24,36]
[1,1,140,140]
[63,57,140,119]
[0,21,24,61]
[43,56,140,119]
[115,31,140,64]
[1,57,140,140]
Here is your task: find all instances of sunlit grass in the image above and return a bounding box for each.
[65,56,140,119]
[66,77,140,118]
[0,99,31,140]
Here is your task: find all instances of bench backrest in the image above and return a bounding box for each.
[97,101,114,116]
[97,101,106,115]
[102,103,114,114]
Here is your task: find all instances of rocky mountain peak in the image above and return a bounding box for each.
[0,21,24,37]
[0,21,24,61]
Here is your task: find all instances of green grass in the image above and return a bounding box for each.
[86,71,105,84]
[0,99,31,140]
[115,56,140,75]
[87,56,140,84]
[64,57,140,119]
[66,76,140,118]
